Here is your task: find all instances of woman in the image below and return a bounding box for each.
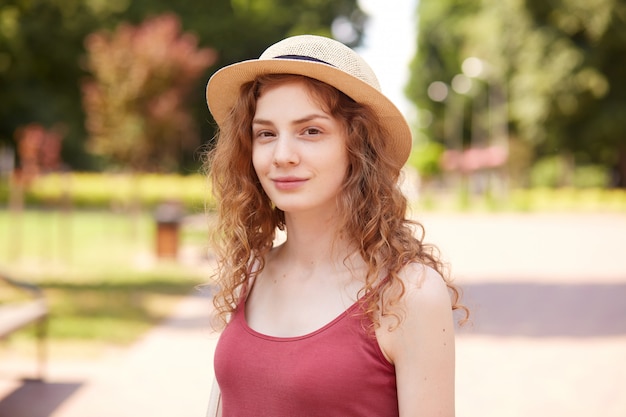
[205,34,467,417]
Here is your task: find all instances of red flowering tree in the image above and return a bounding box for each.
[82,14,216,172]
[15,123,64,184]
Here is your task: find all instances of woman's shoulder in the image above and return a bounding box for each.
[381,262,454,333]
[377,261,455,364]
[397,262,450,302]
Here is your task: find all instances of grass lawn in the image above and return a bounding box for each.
[0,208,212,357]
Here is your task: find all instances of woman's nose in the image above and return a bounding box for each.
[272,134,299,166]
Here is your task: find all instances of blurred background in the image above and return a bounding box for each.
[0,0,625,416]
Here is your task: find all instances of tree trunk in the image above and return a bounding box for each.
[614,146,626,188]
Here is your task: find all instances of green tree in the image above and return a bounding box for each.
[0,0,365,172]
[407,0,626,186]
[0,0,123,170]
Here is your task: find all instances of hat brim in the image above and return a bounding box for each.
[206,58,412,168]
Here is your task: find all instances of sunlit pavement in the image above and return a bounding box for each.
[49,292,218,417]
[0,212,625,417]
[421,213,626,417]
[0,291,217,417]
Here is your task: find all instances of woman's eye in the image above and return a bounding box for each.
[303,127,322,136]
[254,130,275,139]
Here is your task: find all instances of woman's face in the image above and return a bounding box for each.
[251,80,349,218]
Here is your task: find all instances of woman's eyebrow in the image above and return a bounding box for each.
[252,118,273,126]
[292,114,331,124]
[252,113,330,126]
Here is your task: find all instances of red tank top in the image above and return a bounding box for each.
[214,299,398,417]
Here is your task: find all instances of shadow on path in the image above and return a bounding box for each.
[0,380,83,417]
[457,282,626,337]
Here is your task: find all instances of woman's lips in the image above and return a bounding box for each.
[272,177,307,190]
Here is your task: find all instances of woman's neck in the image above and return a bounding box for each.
[278,211,355,269]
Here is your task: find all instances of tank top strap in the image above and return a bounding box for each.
[235,256,262,308]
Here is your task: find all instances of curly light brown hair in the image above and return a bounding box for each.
[205,74,468,329]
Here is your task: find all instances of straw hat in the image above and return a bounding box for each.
[206,34,412,168]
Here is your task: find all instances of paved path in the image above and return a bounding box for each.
[0,292,218,417]
[0,212,625,417]
[423,212,626,417]
[419,212,626,283]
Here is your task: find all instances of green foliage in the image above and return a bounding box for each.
[0,0,118,169]
[407,141,445,179]
[509,188,626,212]
[529,156,610,188]
[406,0,481,111]
[0,0,365,172]
[529,156,571,188]
[572,165,610,189]
[408,0,626,184]
[1,172,213,211]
